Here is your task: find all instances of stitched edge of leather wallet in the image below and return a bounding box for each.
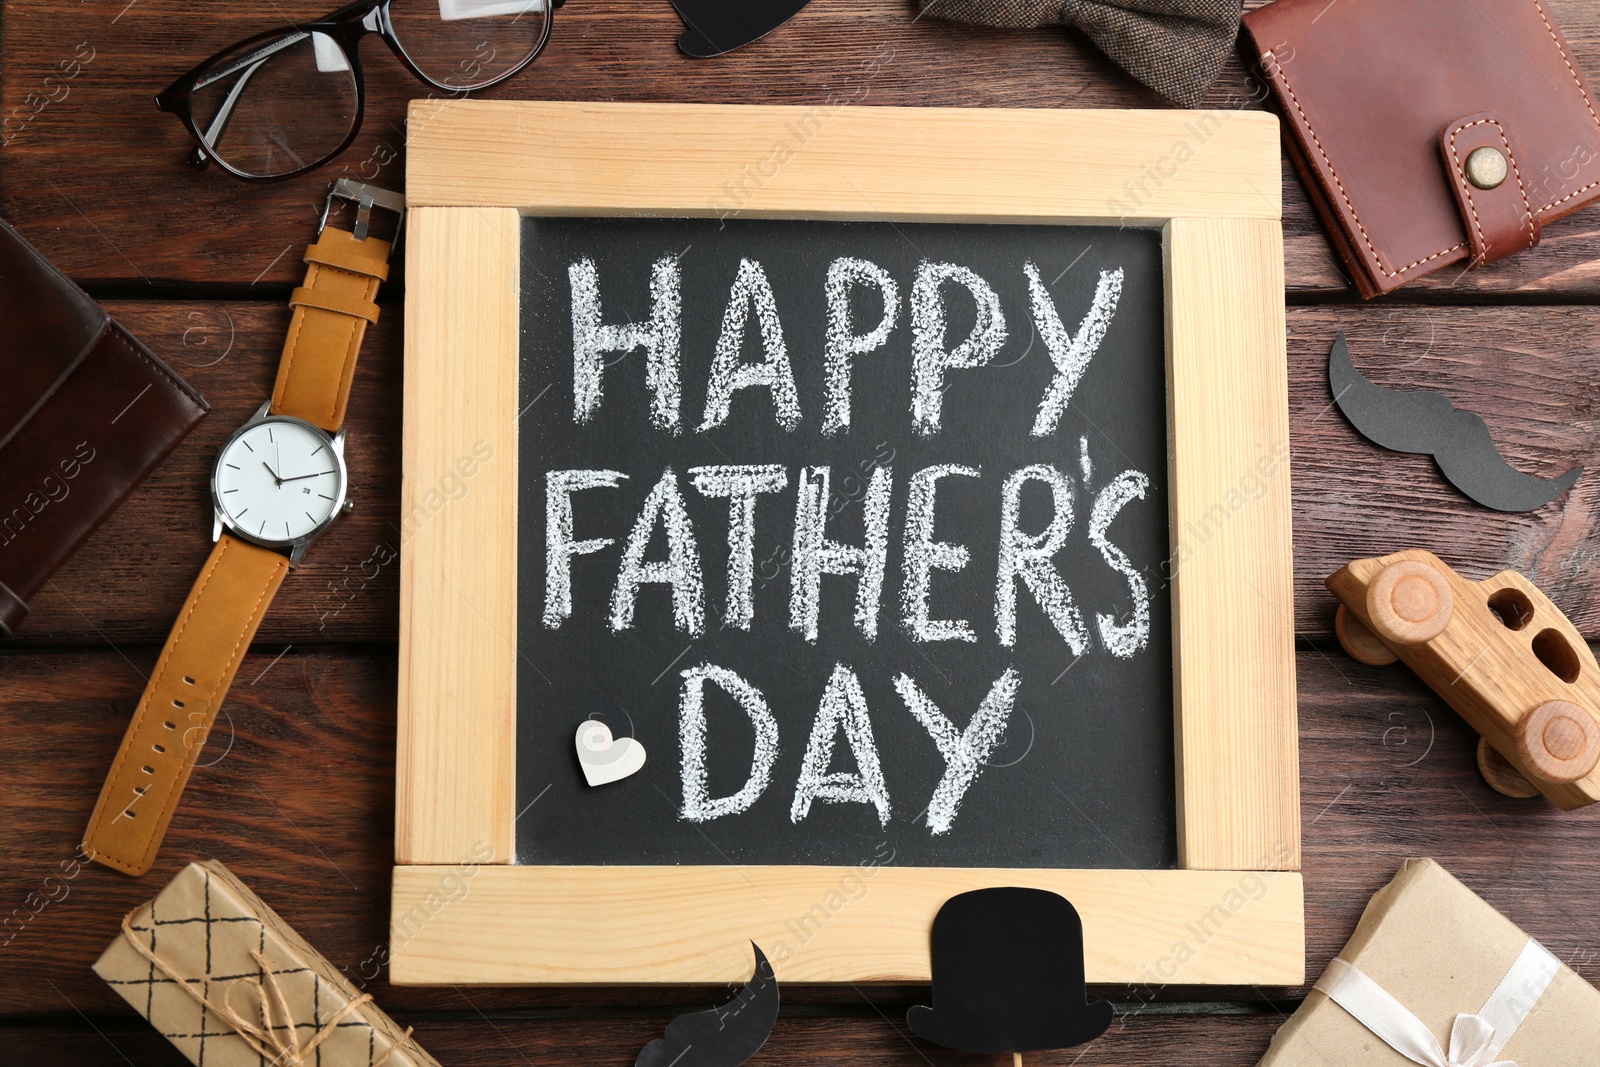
[0,312,209,635]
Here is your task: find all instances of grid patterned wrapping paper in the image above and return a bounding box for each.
[94,859,439,1067]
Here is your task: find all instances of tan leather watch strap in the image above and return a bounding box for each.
[82,535,289,875]
[269,226,391,431]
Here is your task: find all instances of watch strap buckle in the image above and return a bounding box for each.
[319,179,405,244]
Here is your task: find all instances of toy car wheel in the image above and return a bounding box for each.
[1365,559,1453,646]
[1335,604,1398,666]
[1515,700,1600,785]
[1476,737,1539,799]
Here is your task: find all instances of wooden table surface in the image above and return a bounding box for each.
[5,1,1600,1063]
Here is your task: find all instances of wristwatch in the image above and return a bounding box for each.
[82,180,404,876]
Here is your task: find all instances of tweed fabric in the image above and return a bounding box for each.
[919,0,1243,107]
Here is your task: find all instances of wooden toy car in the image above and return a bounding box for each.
[1327,549,1600,809]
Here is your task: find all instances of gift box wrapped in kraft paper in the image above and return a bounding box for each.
[94,860,438,1067]
[1259,859,1599,1067]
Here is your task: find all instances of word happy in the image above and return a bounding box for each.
[545,252,1154,834]
[568,255,1124,439]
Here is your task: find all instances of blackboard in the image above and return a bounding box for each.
[515,215,1173,870]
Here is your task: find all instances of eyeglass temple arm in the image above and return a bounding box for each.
[190,32,310,165]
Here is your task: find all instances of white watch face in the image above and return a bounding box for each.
[213,417,345,545]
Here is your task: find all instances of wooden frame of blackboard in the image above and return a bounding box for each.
[392,101,1302,987]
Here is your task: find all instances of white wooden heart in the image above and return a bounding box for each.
[575,719,647,787]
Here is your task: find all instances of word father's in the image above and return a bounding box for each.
[543,253,1154,834]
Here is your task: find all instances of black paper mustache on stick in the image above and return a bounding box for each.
[672,0,813,57]
[635,942,779,1067]
[1328,332,1582,513]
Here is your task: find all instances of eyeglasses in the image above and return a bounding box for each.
[155,0,556,182]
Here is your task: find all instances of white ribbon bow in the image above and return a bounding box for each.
[1314,939,1559,1067]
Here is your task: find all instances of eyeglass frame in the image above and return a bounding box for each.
[154,0,558,182]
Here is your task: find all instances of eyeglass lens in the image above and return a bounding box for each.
[190,31,358,178]
[388,0,550,90]
[188,0,550,179]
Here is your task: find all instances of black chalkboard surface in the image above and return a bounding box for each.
[515,216,1173,869]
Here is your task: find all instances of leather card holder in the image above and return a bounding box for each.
[1243,0,1600,298]
[0,217,208,635]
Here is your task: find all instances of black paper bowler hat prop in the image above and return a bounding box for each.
[908,887,1113,1054]
[671,0,814,58]
[635,942,779,1067]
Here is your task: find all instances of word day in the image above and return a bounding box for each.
[674,659,1021,833]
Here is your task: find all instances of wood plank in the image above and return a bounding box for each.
[397,208,520,866]
[0,1011,1287,1067]
[6,648,1600,1015]
[13,301,1600,649]
[1286,306,1600,641]
[0,650,406,1016]
[5,0,1600,294]
[1166,218,1299,871]
[5,0,1598,1058]
[405,101,1281,221]
[389,865,1303,986]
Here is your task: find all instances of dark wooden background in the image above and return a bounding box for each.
[4,1,1600,1063]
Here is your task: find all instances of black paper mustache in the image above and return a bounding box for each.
[672,0,814,57]
[635,942,779,1067]
[1328,332,1581,512]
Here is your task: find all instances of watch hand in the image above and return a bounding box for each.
[281,470,338,482]
[261,461,283,486]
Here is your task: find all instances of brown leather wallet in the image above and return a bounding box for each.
[1243,0,1600,298]
[0,216,208,634]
